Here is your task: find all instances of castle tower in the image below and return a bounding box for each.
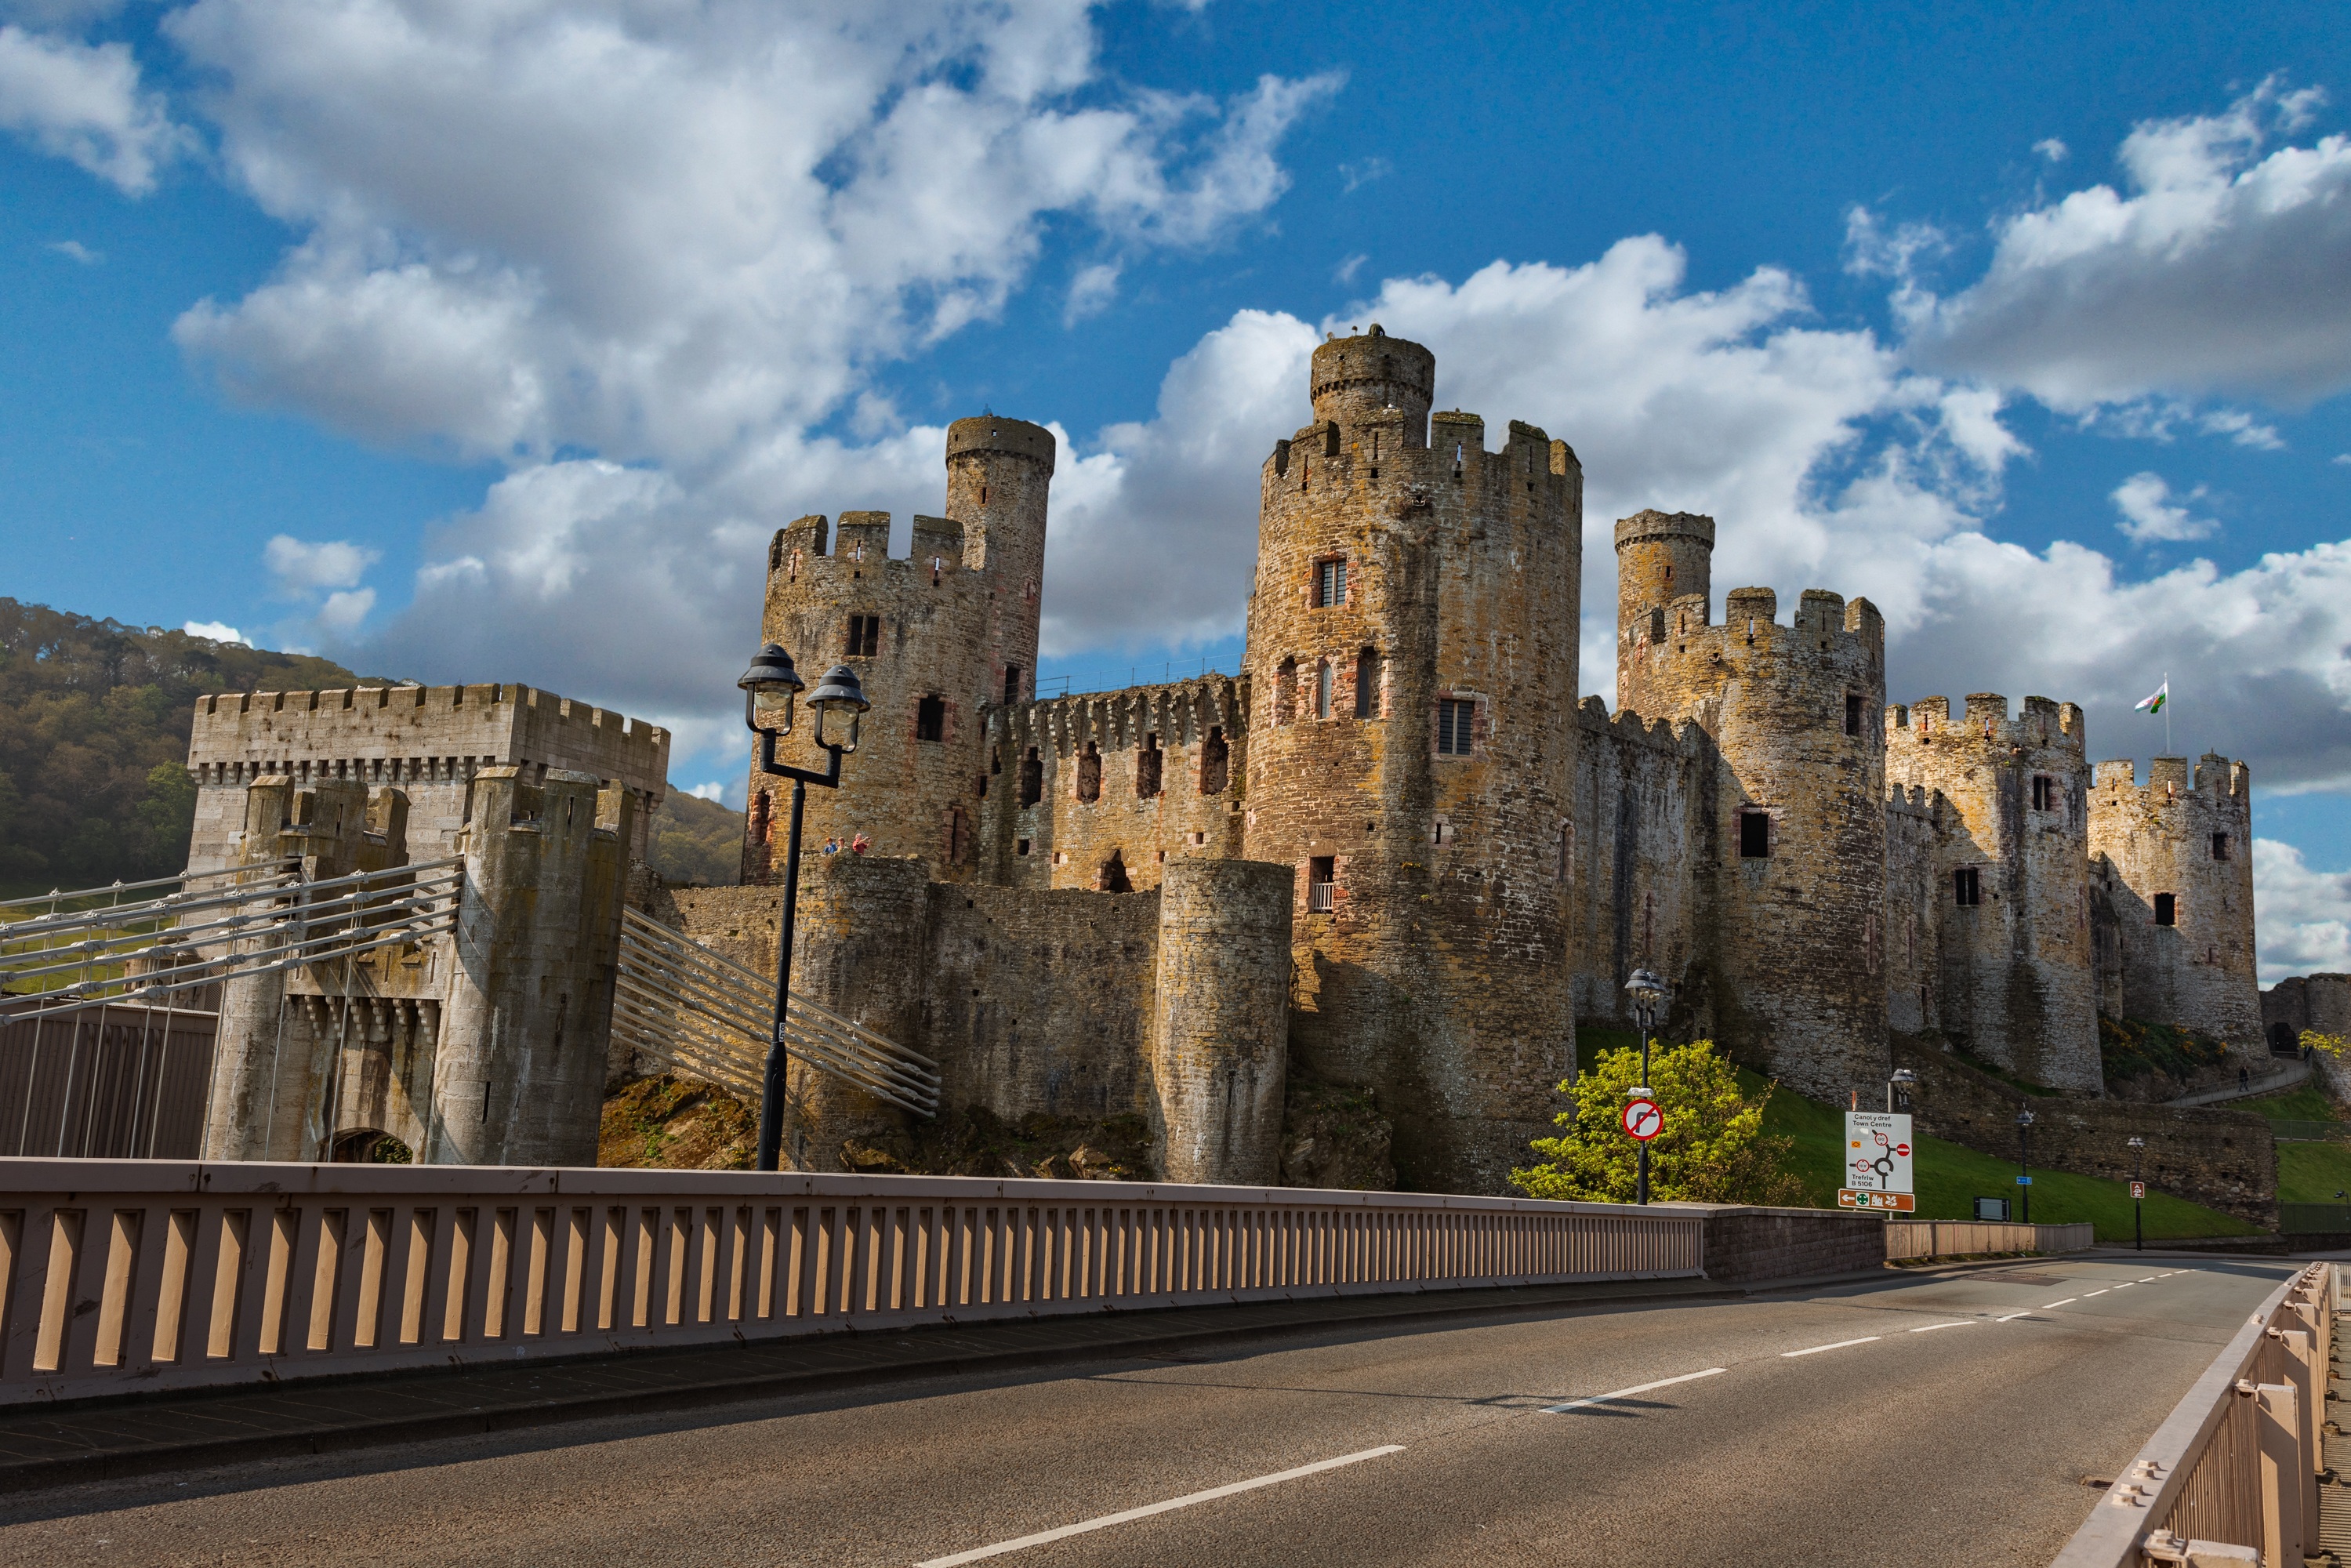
[2088,753,2261,1051]
[1885,694,2100,1091]
[1619,581,1890,1101]
[744,418,1054,884]
[1614,510,1715,718]
[1242,326,1583,1194]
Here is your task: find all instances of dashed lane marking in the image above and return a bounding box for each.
[1782,1337,1881,1358]
[2084,1289,2110,1296]
[1909,1321,1979,1333]
[1543,1367,1727,1414]
[916,1446,1406,1566]
[2042,1298,2078,1308]
[1996,1312,2034,1322]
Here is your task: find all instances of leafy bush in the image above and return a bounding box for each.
[1512,1037,1807,1206]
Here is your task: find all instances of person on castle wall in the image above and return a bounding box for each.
[822,838,840,855]
[851,833,870,855]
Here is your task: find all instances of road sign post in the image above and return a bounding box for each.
[1838,1111,1914,1214]
[1621,1096,1662,1208]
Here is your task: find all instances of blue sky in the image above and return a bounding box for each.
[2,0,2348,973]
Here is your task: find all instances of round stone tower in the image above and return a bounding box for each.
[1885,693,2099,1091]
[743,417,1053,884]
[1621,579,1890,1102]
[1614,510,1715,719]
[1242,326,1583,1195]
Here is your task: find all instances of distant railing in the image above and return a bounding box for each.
[2277,1202,2351,1234]
[2050,1263,2332,1568]
[2265,1120,2350,1144]
[0,1159,1705,1404]
[1886,1220,2094,1259]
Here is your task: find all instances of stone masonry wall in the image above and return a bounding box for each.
[1569,698,1703,1025]
[977,676,1248,893]
[1241,326,1580,1195]
[1891,1036,2276,1226]
[189,682,669,871]
[2088,754,2262,1051]
[1885,786,1945,1038]
[1885,694,2100,1091]
[1691,1205,1886,1283]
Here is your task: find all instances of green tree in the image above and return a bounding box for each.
[1511,1038,1809,1206]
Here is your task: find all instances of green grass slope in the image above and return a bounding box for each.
[1574,1028,2255,1241]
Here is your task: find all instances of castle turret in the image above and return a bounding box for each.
[2088,753,2260,1051]
[1885,693,2099,1091]
[1614,510,1715,718]
[746,417,1054,884]
[1243,328,1583,1193]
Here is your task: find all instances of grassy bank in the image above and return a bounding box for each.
[1573,1029,2256,1241]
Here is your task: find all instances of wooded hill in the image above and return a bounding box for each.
[0,598,742,894]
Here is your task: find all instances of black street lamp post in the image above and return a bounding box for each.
[2128,1135,2146,1252]
[1625,968,1667,1207]
[739,643,870,1173]
[1888,1068,1917,1115]
[2015,1110,2035,1225]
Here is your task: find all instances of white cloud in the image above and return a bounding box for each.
[684,782,725,803]
[161,0,1334,463]
[45,237,99,263]
[0,23,190,194]
[1063,262,1121,326]
[1333,252,1366,285]
[2033,137,2068,163]
[2255,838,2351,982]
[316,586,375,636]
[1910,78,2351,408]
[1338,156,1389,193]
[2111,471,2217,543]
[182,619,249,644]
[263,534,379,594]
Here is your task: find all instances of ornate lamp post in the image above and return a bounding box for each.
[2015,1109,2035,1225]
[1888,1067,1917,1115]
[739,644,870,1172]
[2127,1135,2146,1252]
[1625,967,1667,1207]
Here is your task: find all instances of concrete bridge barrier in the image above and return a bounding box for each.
[0,1159,1743,1405]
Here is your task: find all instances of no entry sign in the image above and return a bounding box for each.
[1621,1099,1663,1142]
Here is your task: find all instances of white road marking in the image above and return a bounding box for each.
[2084,1289,2110,1296]
[2042,1298,2078,1308]
[916,1446,1406,1566]
[1996,1312,2034,1322]
[1543,1367,1728,1414]
[2112,1283,2135,1290]
[2139,1276,2160,1282]
[1909,1320,1979,1333]
[1782,1336,1881,1358]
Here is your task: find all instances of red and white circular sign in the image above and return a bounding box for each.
[1621,1099,1663,1142]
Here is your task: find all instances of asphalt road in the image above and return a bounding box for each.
[0,1253,2295,1568]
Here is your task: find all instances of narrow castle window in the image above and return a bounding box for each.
[1136,734,1163,797]
[1315,558,1347,608]
[1436,698,1474,757]
[1200,727,1228,794]
[2211,833,2230,861]
[847,615,880,657]
[2155,892,2177,926]
[1557,822,1573,883]
[1954,867,1981,906]
[1325,424,1341,458]
[749,790,771,844]
[1019,747,1042,807]
[1315,659,1333,720]
[1308,857,1335,913]
[2032,775,2056,811]
[1099,850,1132,893]
[916,695,945,742]
[1845,694,1863,737]
[1739,809,1772,859]
[1076,742,1102,803]
[1649,608,1666,644]
[1355,648,1381,718]
[945,808,967,865]
[1017,837,1030,856]
[1275,658,1297,724]
[1003,665,1021,704]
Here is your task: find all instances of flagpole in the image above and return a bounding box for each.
[2164,670,2170,754]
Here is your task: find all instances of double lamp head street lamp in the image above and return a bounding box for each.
[738,642,871,1173]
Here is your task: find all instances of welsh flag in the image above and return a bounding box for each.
[2135,681,2168,714]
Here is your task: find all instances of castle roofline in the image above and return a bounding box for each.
[1613,510,1716,550]
[945,416,1056,474]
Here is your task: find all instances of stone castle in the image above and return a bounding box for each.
[711,326,2263,1194]
[171,326,2263,1196]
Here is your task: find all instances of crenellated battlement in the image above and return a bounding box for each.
[764,512,980,583]
[1630,585,1886,713]
[1574,695,1701,756]
[989,674,1247,760]
[1885,691,2086,758]
[2093,753,2252,811]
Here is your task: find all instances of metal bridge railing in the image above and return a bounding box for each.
[2051,1261,2333,1567]
[0,860,462,1022]
[0,1160,1703,1404]
[611,907,939,1116]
